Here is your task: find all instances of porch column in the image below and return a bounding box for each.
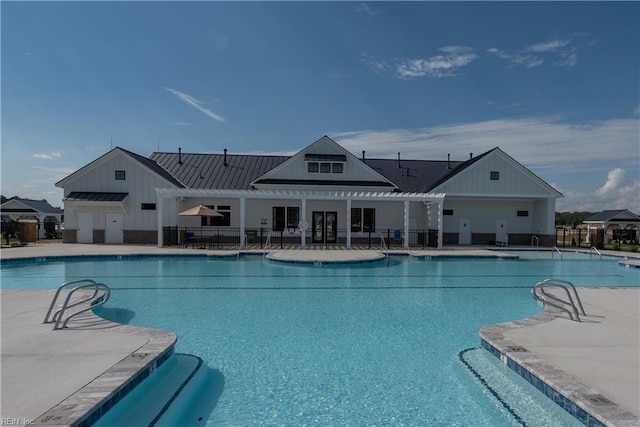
[300,198,307,249]
[38,214,46,239]
[346,198,352,249]
[403,200,410,249]
[156,194,164,247]
[437,200,444,249]
[239,197,246,249]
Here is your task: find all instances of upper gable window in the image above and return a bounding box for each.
[115,170,126,180]
[490,171,500,180]
[305,153,345,175]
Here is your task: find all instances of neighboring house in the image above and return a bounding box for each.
[0,198,64,239]
[583,210,640,246]
[55,136,562,248]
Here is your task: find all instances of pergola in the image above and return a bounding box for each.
[583,209,640,245]
[0,198,63,239]
[156,188,446,249]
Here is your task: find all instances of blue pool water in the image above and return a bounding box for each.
[2,252,638,426]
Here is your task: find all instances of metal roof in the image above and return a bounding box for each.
[0,198,63,214]
[150,151,471,192]
[150,152,289,190]
[584,210,640,223]
[64,192,129,202]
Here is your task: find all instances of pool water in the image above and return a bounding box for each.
[2,253,637,426]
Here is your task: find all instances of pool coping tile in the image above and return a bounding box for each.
[29,313,177,427]
[480,298,639,427]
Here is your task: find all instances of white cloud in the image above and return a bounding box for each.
[488,35,585,69]
[557,168,640,213]
[354,3,379,16]
[164,87,226,123]
[32,151,62,160]
[333,116,638,172]
[332,116,640,212]
[395,48,478,79]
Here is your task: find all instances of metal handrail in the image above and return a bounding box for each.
[531,235,539,250]
[263,231,273,257]
[44,279,98,324]
[55,283,110,329]
[590,246,602,260]
[241,233,248,250]
[551,246,563,259]
[532,278,586,321]
[379,234,387,256]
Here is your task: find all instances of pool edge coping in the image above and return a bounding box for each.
[31,312,177,427]
[479,294,639,427]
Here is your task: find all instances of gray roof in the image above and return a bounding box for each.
[150,151,476,192]
[584,210,640,223]
[150,152,289,189]
[64,192,129,202]
[0,198,63,214]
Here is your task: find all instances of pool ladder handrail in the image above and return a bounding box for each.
[379,234,387,256]
[551,246,562,259]
[263,231,273,257]
[44,279,111,329]
[590,246,602,260]
[531,235,539,250]
[532,278,586,322]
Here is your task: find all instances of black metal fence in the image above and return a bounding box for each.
[162,227,439,250]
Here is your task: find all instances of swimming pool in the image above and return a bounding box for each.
[2,252,638,425]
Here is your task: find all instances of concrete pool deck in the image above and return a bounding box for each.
[1,243,639,426]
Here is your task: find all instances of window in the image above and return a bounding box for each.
[443,209,454,216]
[141,203,156,210]
[273,206,300,231]
[351,208,375,232]
[307,161,344,174]
[202,205,231,226]
[490,171,500,180]
[517,210,529,217]
[115,170,126,180]
[286,207,299,229]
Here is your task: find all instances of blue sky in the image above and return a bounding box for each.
[2,1,639,212]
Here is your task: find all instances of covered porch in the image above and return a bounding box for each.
[156,188,445,250]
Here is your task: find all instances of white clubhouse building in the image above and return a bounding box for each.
[55,136,562,249]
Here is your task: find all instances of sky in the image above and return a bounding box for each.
[2,1,639,213]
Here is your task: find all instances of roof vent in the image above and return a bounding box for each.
[447,153,451,169]
[397,152,401,168]
[362,150,366,161]
[224,148,228,166]
[470,152,473,159]
[178,147,183,164]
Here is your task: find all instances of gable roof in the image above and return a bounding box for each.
[0,198,63,215]
[426,147,563,197]
[250,136,397,189]
[55,147,185,189]
[363,158,465,193]
[584,210,640,224]
[150,151,289,189]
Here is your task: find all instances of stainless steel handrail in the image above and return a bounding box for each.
[590,246,602,260]
[44,279,98,324]
[551,246,563,259]
[532,278,586,321]
[54,283,111,330]
[531,235,539,250]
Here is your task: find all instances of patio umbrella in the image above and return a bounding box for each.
[178,204,224,217]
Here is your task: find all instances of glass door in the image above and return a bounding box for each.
[325,211,337,243]
[312,211,324,243]
[312,211,337,243]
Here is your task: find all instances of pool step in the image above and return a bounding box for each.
[94,353,210,427]
[459,347,583,426]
